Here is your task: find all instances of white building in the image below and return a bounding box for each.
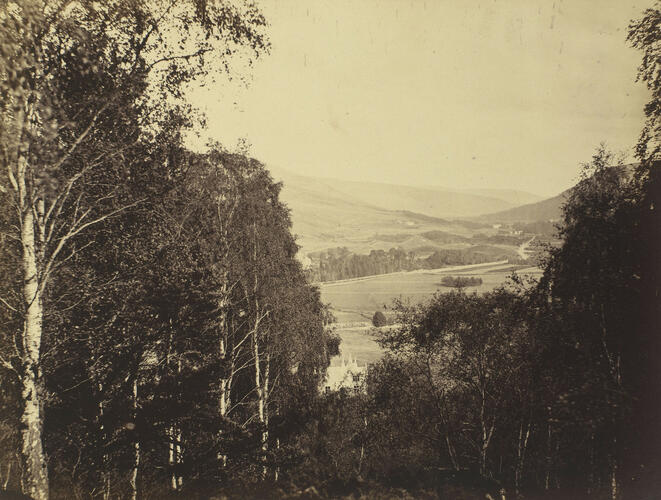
[324,353,366,392]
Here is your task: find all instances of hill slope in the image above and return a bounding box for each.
[477,164,639,224]
[477,191,567,223]
[268,166,500,253]
[269,166,540,219]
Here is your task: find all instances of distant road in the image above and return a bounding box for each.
[319,260,510,288]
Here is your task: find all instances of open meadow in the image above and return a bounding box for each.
[323,261,543,366]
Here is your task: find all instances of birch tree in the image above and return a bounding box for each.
[0,2,267,498]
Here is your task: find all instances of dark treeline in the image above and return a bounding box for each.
[439,275,483,288]
[312,248,418,282]
[311,247,505,282]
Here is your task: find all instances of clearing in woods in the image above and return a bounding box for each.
[321,261,542,366]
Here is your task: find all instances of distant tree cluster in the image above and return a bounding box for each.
[470,233,528,246]
[310,247,509,282]
[513,220,558,236]
[439,276,483,288]
[423,249,498,269]
[312,247,418,282]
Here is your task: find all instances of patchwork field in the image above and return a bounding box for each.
[322,261,543,366]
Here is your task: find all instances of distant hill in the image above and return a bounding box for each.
[459,188,544,206]
[265,165,575,254]
[267,166,504,254]
[477,190,568,223]
[268,166,536,220]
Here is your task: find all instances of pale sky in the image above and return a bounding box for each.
[188,0,652,197]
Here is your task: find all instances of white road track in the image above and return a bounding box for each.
[517,236,535,260]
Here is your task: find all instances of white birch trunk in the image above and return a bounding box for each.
[261,352,270,479]
[2,460,12,490]
[610,436,619,500]
[275,438,280,482]
[20,206,49,500]
[254,327,264,427]
[176,426,183,489]
[218,284,230,468]
[514,419,531,494]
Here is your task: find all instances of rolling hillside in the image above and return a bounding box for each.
[267,165,545,253]
[269,166,543,218]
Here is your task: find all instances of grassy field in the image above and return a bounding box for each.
[330,325,384,367]
[322,262,543,366]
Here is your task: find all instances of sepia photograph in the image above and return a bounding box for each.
[0,1,660,499]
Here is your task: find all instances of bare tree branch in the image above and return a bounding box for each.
[50,101,110,174]
[39,198,145,293]
[0,296,18,313]
[148,47,213,70]
[0,354,17,375]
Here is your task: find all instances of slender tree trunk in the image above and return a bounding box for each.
[275,438,280,482]
[515,419,531,495]
[253,322,266,478]
[610,436,619,500]
[587,432,595,495]
[168,425,182,490]
[261,352,270,478]
[20,207,49,500]
[445,433,459,471]
[168,425,177,491]
[130,378,139,500]
[2,460,12,490]
[98,383,110,500]
[175,361,183,489]
[545,419,552,491]
[218,283,230,469]
[478,387,493,477]
[176,427,183,489]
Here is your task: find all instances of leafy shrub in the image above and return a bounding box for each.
[372,311,388,327]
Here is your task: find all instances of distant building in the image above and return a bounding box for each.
[324,353,366,392]
[296,251,312,269]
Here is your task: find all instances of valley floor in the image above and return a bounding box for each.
[321,261,543,367]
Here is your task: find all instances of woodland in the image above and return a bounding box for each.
[0,1,660,500]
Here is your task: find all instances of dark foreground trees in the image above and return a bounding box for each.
[1,139,337,498]
[0,1,658,499]
[0,1,336,499]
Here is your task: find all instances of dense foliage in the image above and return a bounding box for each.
[292,147,659,499]
[0,1,335,499]
[0,1,659,499]
[371,311,387,328]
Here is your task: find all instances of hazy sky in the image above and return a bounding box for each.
[188,0,652,197]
